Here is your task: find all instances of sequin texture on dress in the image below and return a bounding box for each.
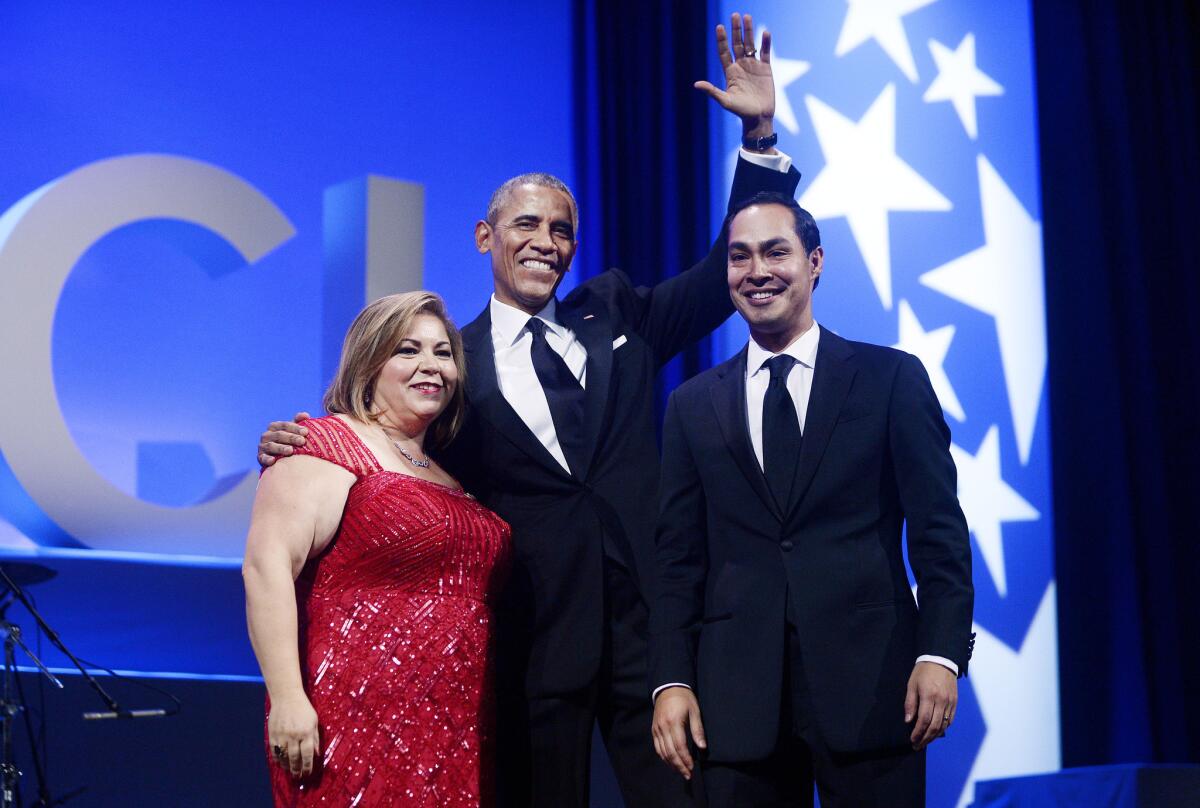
[266,415,511,807]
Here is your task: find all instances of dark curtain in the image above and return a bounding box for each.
[1033,0,1200,766]
[573,0,719,417]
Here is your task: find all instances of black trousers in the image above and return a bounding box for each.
[497,556,698,808]
[702,620,925,808]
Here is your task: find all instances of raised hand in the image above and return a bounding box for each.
[695,13,775,140]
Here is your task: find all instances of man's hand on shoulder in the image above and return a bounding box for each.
[651,686,706,780]
[695,12,777,147]
[258,412,312,468]
[905,660,958,750]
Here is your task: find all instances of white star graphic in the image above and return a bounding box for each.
[950,425,1038,598]
[920,156,1045,463]
[923,33,1004,139]
[893,299,965,421]
[800,85,952,310]
[955,583,1061,808]
[835,0,937,83]
[771,54,812,135]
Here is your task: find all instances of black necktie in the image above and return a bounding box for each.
[527,317,587,476]
[762,355,802,511]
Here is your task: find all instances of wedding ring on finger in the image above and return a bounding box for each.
[743,47,757,58]
[273,744,287,760]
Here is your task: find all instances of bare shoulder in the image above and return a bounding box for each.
[259,452,356,498]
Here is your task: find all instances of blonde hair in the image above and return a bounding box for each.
[323,292,467,450]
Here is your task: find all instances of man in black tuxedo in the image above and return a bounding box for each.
[649,193,974,806]
[259,15,800,806]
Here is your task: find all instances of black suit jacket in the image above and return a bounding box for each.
[442,157,801,698]
[649,327,973,759]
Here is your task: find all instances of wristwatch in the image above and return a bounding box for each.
[742,132,778,151]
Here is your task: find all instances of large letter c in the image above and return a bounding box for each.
[0,154,295,556]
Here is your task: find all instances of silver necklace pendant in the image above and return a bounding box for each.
[392,441,430,468]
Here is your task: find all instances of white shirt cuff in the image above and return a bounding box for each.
[652,682,692,703]
[739,146,792,174]
[652,658,956,705]
[916,654,959,676]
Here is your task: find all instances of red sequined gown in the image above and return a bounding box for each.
[266,415,511,807]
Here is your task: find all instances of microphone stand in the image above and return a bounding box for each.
[0,567,122,713]
[0,596,61,808]
[0,565,131,808]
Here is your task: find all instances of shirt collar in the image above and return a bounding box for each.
[747,321,821,377]
[489,294,563,347]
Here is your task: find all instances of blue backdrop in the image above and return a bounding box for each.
[0,2,574,677]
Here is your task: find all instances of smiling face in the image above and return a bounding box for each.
[475,183,578,314]
[727,203,823,353]
[372,313,459,429]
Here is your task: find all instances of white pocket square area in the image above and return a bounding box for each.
[612,335,628,350]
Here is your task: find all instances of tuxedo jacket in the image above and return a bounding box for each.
[442,157,801,698]
[649,327,974,759]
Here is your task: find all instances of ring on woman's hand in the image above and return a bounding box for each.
[744,47,757,58]
[273,744,286,759]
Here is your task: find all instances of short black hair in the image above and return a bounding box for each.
[724,191,822,289]
[486,172,579,234]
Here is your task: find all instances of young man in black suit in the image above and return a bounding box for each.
[650,193,974,806]
[259,15,801,806]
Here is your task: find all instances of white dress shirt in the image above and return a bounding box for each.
[740,147,792,174]
[490,295,588,473]
[745,323,820,467]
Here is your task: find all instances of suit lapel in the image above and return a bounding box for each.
[461,307,572,481]
[559,302,612,480]
[786,326,856,519]
[709,349,781,520]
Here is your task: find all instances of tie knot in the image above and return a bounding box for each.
[526,317,547,338]
[765,354,797,382]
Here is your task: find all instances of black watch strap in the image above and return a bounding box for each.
[742,132,779,151]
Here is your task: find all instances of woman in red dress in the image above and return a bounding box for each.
[243,292,510,806]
